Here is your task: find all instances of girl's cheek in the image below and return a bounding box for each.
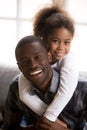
[50,44,59,51]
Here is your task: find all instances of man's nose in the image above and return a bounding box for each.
[29,59,38,68]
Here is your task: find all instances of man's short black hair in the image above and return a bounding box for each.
[16,35,48,49]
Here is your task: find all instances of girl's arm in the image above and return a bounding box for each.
[19,53,79,122]
[19,73,48,115]
[43,52,79,121]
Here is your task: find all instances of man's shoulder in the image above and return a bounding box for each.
[9,75,19,91]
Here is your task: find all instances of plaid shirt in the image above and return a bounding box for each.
[3,72,87,130]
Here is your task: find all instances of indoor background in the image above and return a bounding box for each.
[0,0,87,73]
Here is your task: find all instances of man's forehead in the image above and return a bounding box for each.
[17,42,47,58]
[24,42,45,52]
[19,41,45,49]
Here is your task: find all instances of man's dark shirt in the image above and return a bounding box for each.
[3,75,87,130]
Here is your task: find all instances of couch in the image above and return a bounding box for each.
[0,64,20,126]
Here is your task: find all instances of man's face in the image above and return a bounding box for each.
[16,42,52,92]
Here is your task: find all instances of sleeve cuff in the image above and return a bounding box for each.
[43,111,57,122]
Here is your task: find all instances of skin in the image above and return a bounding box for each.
[47,27,73,64]
[16,40,69,130]
[35,117,69,130]
[16,41,52,92]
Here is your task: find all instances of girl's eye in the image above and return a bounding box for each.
[65,41,71,45]
[52,39,59,44]
[53,39,58,42]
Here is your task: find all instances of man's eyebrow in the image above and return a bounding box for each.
[19,57,27,61]
[33,50,43,55]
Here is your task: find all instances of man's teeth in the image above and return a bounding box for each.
[30,70,42,75]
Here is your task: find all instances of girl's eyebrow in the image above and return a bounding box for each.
[65,39,71,40]
[52,37,71,40]
[52,37,60,39]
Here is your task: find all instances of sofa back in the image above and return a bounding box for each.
[0,64,20,112]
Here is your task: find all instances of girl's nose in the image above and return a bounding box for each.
[58,42,64,49]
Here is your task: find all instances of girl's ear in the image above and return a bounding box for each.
[48,52,52,63]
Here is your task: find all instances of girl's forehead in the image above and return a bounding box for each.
[48,27,72,36]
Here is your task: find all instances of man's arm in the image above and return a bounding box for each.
[35,116,69,130]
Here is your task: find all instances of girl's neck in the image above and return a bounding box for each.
[50,57,59,65]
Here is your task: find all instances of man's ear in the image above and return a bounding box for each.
[48,52,52,63]
[16,62,21,71]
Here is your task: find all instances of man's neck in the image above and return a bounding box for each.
[34,70,53,93]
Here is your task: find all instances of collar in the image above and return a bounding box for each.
[49,69,59,93]
[32,69,59,95]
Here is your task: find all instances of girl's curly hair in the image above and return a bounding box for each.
[33,5,75,40]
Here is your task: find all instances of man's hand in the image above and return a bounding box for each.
[35,116,70,130]
[56,118,67,128]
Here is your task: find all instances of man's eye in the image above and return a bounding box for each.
[35,55,42,60]
[20,60,29,66]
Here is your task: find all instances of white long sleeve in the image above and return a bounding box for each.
[19,52,79,122]
[19,73,48,115]
[44,52,79,121]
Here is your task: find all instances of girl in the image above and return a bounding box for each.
[19,5,79,123]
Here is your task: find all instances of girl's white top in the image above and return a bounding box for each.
[18,52,79,122]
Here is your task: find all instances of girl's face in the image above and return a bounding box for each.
[47,27,73,63]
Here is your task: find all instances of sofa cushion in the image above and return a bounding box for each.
[0,64,20,122]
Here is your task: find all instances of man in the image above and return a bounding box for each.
[3,35,87,130]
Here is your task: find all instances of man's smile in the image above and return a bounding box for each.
[30,69,43,76]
